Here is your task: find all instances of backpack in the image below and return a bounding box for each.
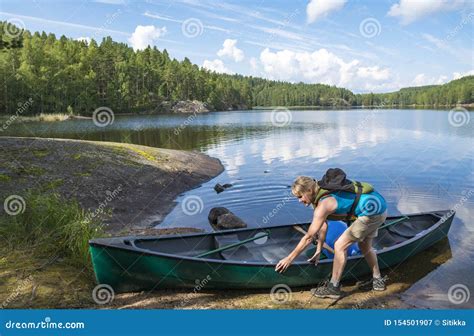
[314,168,374,224]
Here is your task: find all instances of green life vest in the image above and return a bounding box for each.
[313,181,374,223]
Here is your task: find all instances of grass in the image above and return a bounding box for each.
[113,144,169,164]
[32,149,50,158]
[15,113,71,123]
[42,178,64,190]
[0,192,103,269]
[0,173,11,182]
[15,166,46,176]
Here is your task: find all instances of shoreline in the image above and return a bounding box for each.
[0,137,224,233]
[1,104,472,124]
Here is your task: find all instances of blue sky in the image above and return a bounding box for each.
[1,0,473,93]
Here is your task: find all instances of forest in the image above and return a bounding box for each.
[1,21,472,115]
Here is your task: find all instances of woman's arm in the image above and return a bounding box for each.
[275,202,333,273]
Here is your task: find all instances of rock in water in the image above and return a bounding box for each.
[208,207,247,230]
[214,183,232,193]
[214,183,225,193]
[215,213,247,230]
[208,207,231,225]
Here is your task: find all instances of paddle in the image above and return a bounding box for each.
[196,231,269,258]
[292,225,335,254]
[378,216,409,230]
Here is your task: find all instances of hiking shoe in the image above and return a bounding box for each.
[311,282,342,299]
[373,277,386,291]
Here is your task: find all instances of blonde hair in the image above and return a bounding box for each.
[291,176,319,197]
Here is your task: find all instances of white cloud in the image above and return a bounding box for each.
[128,25,167,50]
[259,48,396,92]
[217,39,244,62]
[202,59,234,74]
[388,0,470,24]
[413,70,474,86]
[249,57,258,70]
[76,36,91,44]
[306,0,347,24]
[453,69,474,79]
[421,33,448,50]
[412,73,448,86]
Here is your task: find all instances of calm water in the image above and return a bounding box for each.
[3,109,473,307]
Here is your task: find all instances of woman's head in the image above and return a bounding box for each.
[291,176,319,206]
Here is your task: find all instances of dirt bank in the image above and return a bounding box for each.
[0,137,223,233]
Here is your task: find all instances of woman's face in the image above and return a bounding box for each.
[294,190,313,207]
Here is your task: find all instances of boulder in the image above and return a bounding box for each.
[172,100,210,114]
[215,213,247,230]
[208,207,230,225]
[214,183,232,194]
[208,206,247,230]
[154,100,211,114]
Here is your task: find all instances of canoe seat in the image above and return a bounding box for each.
[214,234,303,263]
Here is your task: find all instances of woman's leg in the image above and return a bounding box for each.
[358,237,381,278]
[331,232,355,286]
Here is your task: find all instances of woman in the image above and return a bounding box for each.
[275,175,387,299]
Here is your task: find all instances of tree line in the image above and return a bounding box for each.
[1,21,472,116]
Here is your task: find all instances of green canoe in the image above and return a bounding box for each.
[89,210,454,293]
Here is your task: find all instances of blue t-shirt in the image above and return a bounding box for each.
[321,191,387,217]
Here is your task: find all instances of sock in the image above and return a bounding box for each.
[330,279,339,287]
[373,275,382,280]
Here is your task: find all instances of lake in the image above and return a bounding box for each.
[2,108,473,308]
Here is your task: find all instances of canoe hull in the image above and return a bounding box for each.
[89,211,454,292]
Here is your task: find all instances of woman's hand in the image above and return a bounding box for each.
[275,256,294,273]
[307,249,322,265]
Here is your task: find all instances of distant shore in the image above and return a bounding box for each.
[1,103,472,124]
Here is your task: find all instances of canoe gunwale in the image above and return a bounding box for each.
[89,210,454,267]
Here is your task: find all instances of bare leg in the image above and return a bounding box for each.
[331,232,355,286]
[358,238,381,278]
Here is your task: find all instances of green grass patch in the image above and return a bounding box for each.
[0,192,103,269]
[74,172,92,177]
[32,149,50,158]
[43,178,64,190]
[0,173,11,182]
[15,166,46,176]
